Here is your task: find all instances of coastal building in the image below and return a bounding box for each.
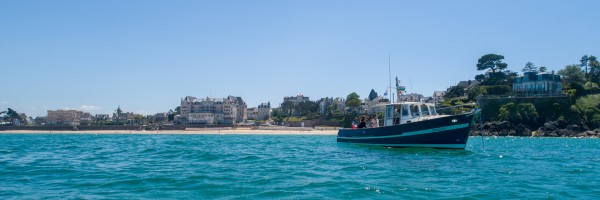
[457,80,479,90]
[94,114,111,124]
[283,95,310,104]
[247,107,258,120]
[282,95,310,116]
[318,97,334,115]
[112,112,135,125]
[333,97,346,112]
[432,91,446,103]
[398,93,424,102]
[513,71,562,96]
[179,95,247,125]
[146,113,168,123]
[80,112,94,125]
[257,102,271,120]
[154,113,168,123]
[318,97,346,115]
[424,96,436,103]
[47,110,83,126]
[34,116,47,125]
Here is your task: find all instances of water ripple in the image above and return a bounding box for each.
[1,134,599,199]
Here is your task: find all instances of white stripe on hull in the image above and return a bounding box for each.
[348,143,466,149]
[337,123,470,140]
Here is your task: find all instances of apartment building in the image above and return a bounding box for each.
[179,95,247,124]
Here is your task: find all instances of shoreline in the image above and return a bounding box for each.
[2,130,597,138]
[0,129,338,135]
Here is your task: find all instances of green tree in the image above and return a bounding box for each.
[331,103,339,114]
[522,62,537,72]
[444,85,465,98]
[538,66,547,73]
[467,86,482,101]
[281,101,294,116]
[298,101,318,116]
[345,92,362,113]
[588,56,600,84]
[475,54,516,87]
[6,108,21,121]
[518,103,539,125]
[484,85,512,96]
[477,54,508,73]
[584,82,600,94]
[581,55,590,75]
[497,102,521,122]
[135,114,145,125]
[558,64,586,89]
[474,74,486,83]
[575,94,600,129]
[271,109,285,124]
[368,89,378,101]
[167,107,180,122]
[496,103,539,125]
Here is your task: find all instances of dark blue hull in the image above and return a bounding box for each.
[337,113,476,149]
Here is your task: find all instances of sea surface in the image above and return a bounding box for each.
[1,133,599,199]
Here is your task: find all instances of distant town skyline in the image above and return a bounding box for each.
[2,0,600,117]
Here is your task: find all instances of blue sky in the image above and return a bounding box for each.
[2,0,599,117]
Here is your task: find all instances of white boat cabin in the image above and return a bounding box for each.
[382,102,443,126]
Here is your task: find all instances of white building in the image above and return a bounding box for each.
[398,93,424,102]
[432,91,446,103]
[283,95,310,104]
[257,102,271,120]
[513,71,562,96]
[247,107,258,120]
[47,110,83,126]
[179,95,247,124]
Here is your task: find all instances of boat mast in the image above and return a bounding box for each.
[388,54,393,103]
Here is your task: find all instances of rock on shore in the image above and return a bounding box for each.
[471,120,600,138]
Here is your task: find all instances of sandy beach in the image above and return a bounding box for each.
[0,129,338,135]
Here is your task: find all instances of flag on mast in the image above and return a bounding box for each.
[396,76,406,95]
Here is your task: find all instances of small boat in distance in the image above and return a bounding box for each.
[337,77,479,149]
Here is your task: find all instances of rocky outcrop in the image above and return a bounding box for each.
[471,120,599,138]
[533,119,598,137]
[472,121,530,136]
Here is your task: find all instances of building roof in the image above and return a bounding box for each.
[514,71,561,83]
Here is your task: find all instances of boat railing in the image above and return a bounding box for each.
[436,103,477,115]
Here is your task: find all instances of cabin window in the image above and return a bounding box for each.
[410,105,420,117]
[420,105,430,116]
[429,105,437,115]
[401,105,410,116]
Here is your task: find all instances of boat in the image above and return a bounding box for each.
[337,78,479,149]
[337,102,478,149]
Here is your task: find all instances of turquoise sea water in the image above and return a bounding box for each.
[1,134,599,199]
